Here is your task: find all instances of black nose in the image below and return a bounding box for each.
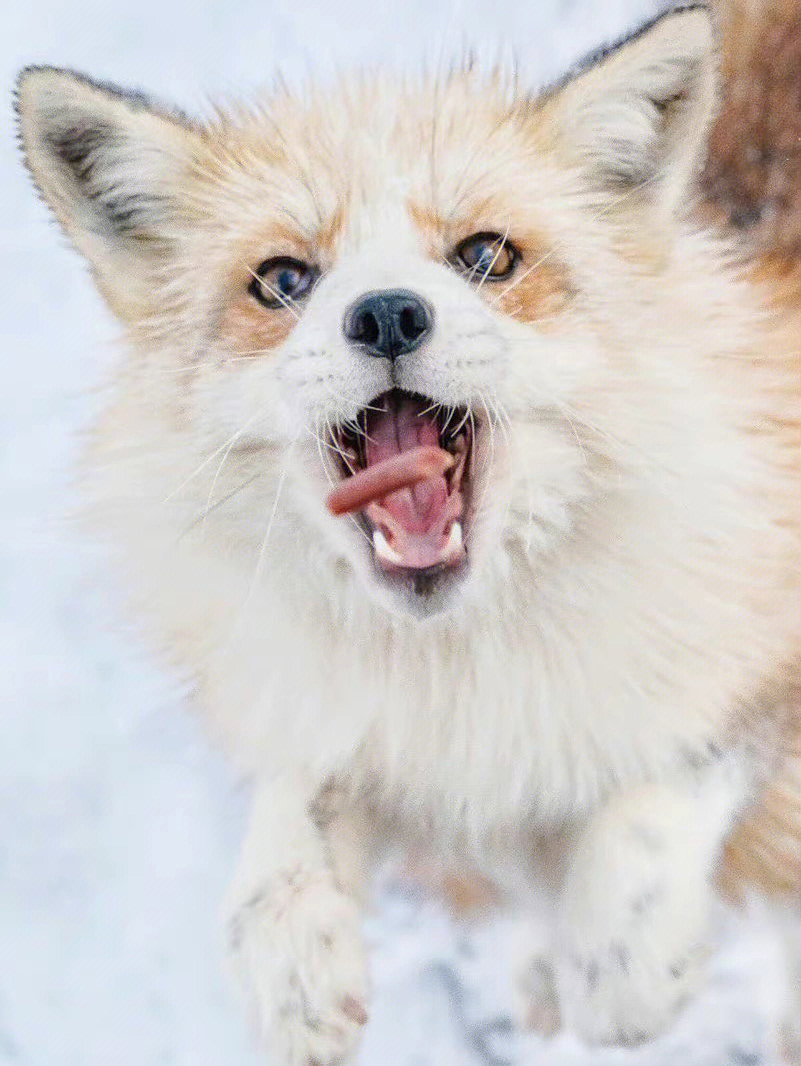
[343,289,433,360]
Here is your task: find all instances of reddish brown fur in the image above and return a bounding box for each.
[703,0,801,258]
[218,211,347,359]
[701,0,801,900]
[219,293,297,359]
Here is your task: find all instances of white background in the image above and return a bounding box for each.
[0,1,789,1063]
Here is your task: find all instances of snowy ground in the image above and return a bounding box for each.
[0,1,792,1063]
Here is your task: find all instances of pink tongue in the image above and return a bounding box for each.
[366,397,447,534]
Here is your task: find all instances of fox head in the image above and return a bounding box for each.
[17,8,723,620]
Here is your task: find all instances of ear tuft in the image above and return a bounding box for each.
[540,6,718,217]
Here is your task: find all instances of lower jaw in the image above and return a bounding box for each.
[367,551,471,616]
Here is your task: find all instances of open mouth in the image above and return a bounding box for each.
[331,389,474,582]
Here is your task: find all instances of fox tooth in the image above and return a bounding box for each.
[373,528,404,566]
[446,521,463,553]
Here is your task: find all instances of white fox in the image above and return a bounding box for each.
[17,5,800,1063]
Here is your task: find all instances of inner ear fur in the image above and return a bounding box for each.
[16,66,204,320]
[537,6,718,218]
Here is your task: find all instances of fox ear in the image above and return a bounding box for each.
[16,66,204,319]
[540,6,717,218]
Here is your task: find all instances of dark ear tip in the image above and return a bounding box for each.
[14,64,197,135]
[14,66,82,127]
[16,64,80,97]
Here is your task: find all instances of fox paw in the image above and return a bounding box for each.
[557,850,709,1044]
[557,930,706,1045]
[227,869,369,1066]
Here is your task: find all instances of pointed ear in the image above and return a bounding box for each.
[16,66,205,320]
[539,6,717,218]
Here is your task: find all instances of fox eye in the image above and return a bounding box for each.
[249,257,317,308]
[454,232,517,281]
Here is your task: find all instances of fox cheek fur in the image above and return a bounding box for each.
[16,4,801,1063]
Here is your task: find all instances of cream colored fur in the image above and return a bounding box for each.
[16,7,801,1063]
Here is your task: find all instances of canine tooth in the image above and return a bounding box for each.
[446,521,463,553]
[373,528,404,566]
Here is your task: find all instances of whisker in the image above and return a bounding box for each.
[247,462,290,596]
[316,416,370,544]
[201,423,254,536]
[451,405,472,439]
[440,404,457,436]
[490,392,512,449]
[525,475,535,555]
[312,420,337,489]
[178,472,261,539]
[487,392,513,531]
[491,247,559,306]
[536,393,682,500]
[321,381,386,421]
[242,261,301,321]
[474,390,498,523]
[222,437,298,652]
[476,223,511,293]
[163,411,263,503]
[315,421,359,477]
[562,410,590,467]
[418,400,443,419]
[590,167,671,220]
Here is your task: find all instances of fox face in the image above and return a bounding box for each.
[17,10,721,620]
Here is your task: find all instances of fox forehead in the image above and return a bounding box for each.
[17,7,717,327]
[194,71,556,256]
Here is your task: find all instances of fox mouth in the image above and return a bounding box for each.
[331,389,474,588]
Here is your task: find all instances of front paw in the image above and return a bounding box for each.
[556,880,708,1045]
[557,932,706,1045]
[227,869,369,1066]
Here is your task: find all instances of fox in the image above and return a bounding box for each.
[15,3,800,1064]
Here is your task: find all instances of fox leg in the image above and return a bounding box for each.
[555,757,751,1046]
[224,773,370,1066]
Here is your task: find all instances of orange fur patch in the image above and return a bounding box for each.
[720,717,801,899]
[491,251,572,322]
[218,210,346,358]
[218,294,297,359]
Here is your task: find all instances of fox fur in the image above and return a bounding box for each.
[16,4,800,1062]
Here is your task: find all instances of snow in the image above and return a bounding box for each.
[0,1,788,1063]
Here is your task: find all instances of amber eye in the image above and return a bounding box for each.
[249,257,317,308]
[454,232,518,281]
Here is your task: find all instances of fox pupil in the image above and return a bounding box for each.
[276,267,298,294]
[249,256,315,307]
[455,232,516,280]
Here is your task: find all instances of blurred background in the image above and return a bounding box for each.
[0,1,791,1063]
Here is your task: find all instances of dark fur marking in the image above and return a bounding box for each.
[610,941,630,974]
[670,958,687,979]
[16,63,195,129]
[45,119,172,235]
[45,121,114,185]
[15,65,195,239]
[649,90,688,116]
[729,1049,760,1066]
